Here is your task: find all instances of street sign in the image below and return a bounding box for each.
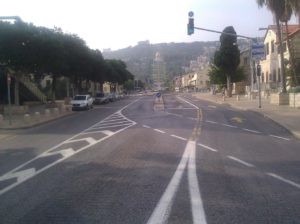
[156,92,161,98]
[251,43,265,60]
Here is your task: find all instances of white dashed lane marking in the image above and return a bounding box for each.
[227,156,255,168]
[267,173,300,189]
[141,124,300,191]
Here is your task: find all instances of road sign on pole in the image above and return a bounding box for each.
[251,43,265,60]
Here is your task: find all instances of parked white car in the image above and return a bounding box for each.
[71,94,94,110]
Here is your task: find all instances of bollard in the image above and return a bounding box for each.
[23,114,31,124]
[34,112,41,121]
[60,105,66,113]
[45,109,51,117]
[237,95,240,101]
[52,108,59,116]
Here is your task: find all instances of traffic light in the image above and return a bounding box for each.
[256,64,261,76]
[187,18,194,35]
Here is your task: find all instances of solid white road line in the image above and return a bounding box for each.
[154,129,166,134]
[242,128,261,134]
[269,135,290,141]
[227,156,255,168]
[167,107,196,110]
[147,141,190,224]
[222,124,237,128]
[147,140,207,224]
[188,141,207,224]
[177,96,199,109]
[205,120,218,124]
[197,143,218,152]
[267,173,300,189]
[170,135,187,141]
[143,125,151,128]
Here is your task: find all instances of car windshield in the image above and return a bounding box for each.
[73,95,86,100]
[1,1,300,224]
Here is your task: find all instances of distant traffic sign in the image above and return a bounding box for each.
[156,92,161,98]
[252,43,265,60]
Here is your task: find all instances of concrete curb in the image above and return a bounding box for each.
[0,111,75,130]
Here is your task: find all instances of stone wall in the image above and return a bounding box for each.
[289,93,300,108]
[270,93,289,105]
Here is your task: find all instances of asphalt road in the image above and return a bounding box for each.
[0,93,299,224]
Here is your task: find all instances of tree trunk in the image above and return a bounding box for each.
[51,75,56,102]
[285,21,298,86]
[276,17,287,93]
[99,81,104,92]
[226,74,232,97]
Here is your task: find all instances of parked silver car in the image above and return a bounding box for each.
[94,92,109,104]
[71,94,94,110]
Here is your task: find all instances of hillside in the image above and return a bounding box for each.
[103,40,250,82]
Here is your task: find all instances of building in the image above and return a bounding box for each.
[259,25,300,93]
[152,52,167,90]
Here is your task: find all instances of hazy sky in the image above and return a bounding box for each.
[1,0,298,51]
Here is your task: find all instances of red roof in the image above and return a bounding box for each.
[267,24,300,40]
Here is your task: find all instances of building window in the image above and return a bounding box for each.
[271,40,275,53]
[273,69,276,82]
[265,43,269,55]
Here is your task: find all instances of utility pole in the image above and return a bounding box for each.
[257,62,262,108]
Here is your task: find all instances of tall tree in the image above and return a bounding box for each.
[257,0,287,92]
[280,0,299,86]
[214,26,240,97]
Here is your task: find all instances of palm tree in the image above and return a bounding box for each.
[280,1,298,86]
[256,0,287,93]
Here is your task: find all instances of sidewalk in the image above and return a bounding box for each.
[0,104,74,129]
[192,92,300,139]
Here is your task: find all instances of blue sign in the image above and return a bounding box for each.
[156,92,161,98]
[252,43,265,60]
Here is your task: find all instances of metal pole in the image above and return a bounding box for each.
[7,74,12,125]
[258,73,261,108]
[257,63,262,108]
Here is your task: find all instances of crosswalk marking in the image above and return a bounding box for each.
[0,168,36,182]
[40,148,75,158]
[0,107,137,196]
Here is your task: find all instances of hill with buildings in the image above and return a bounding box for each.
[103,39,250,84]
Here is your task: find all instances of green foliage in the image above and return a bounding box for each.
[208,66,226,85]
[208,64,245,85]
[123,79,134,91]
[214,26,240,75]
[0,21,133,100]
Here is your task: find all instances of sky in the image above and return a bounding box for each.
[1,0,298,51]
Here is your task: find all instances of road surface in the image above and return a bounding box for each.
[0,93,299,223]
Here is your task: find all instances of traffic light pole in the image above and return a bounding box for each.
[194,26,253,40]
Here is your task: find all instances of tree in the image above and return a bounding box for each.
[257,0,287,92]
[214,26,240,97]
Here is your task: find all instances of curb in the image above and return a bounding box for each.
[0,111,75,130]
